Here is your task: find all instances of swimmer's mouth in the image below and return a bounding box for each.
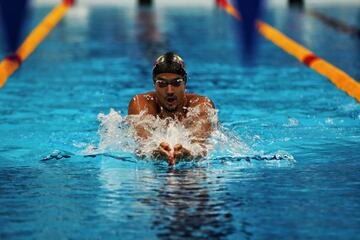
[166,96,177,103]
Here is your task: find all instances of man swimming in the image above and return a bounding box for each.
[128,52,216,165]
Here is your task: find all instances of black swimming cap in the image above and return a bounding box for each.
[152,52,187,82]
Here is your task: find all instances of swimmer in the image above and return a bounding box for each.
[128,52,216,165]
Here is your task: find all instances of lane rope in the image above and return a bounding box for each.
[218,0,360,102]
[0,0,75,88]
[216,0,241,20]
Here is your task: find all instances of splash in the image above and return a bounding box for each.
[95,109,137,154]
[82,108,294,164]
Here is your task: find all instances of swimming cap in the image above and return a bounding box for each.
[152,52,187,82]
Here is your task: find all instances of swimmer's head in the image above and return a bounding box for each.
[153,52,187,112]
[152,52,187,83]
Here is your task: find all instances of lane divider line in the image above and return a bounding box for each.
[216,0,241,20]
[0,0,75,88]
[218,1,360,102]
[307,10,360,38]
[257,21,360,101]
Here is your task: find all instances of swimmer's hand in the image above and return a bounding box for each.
[173,144,192,161]
[153,142,175,165]
[152,143,196,165]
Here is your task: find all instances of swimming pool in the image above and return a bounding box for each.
[0,2,359,239]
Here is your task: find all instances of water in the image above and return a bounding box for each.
[1,3,360,239]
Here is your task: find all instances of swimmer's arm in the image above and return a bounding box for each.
[186,97,217,157]
[190,97,216,140]
[128,95,174,160]
[127,95,154,140]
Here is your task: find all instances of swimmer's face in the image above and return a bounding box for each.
[154,73,186,112]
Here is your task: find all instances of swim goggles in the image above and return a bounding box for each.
[155,78,185,88]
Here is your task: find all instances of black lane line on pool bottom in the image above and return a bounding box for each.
[307,10,360,38]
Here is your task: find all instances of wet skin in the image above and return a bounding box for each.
[128,73,215,164]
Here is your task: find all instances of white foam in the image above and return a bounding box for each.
[90,107,253,160]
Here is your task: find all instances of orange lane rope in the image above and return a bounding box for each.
[216,0,241,20]
[0,0,75,88]
[218,1,360,102]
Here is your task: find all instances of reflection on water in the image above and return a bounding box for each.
[136,5,169,71]
[146,167,235,239]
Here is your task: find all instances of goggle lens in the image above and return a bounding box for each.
[155,78,184,88]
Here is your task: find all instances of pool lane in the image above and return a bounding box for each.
[217,0,360,102]
[0,5,359,240]
[0,0,75,88]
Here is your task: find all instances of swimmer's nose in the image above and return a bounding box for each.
[166,84,175,94]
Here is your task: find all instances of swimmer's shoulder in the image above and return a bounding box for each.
[186,93,215,109]
[128,92,157,115]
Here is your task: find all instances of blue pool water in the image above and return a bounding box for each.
[1,3,360,239]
